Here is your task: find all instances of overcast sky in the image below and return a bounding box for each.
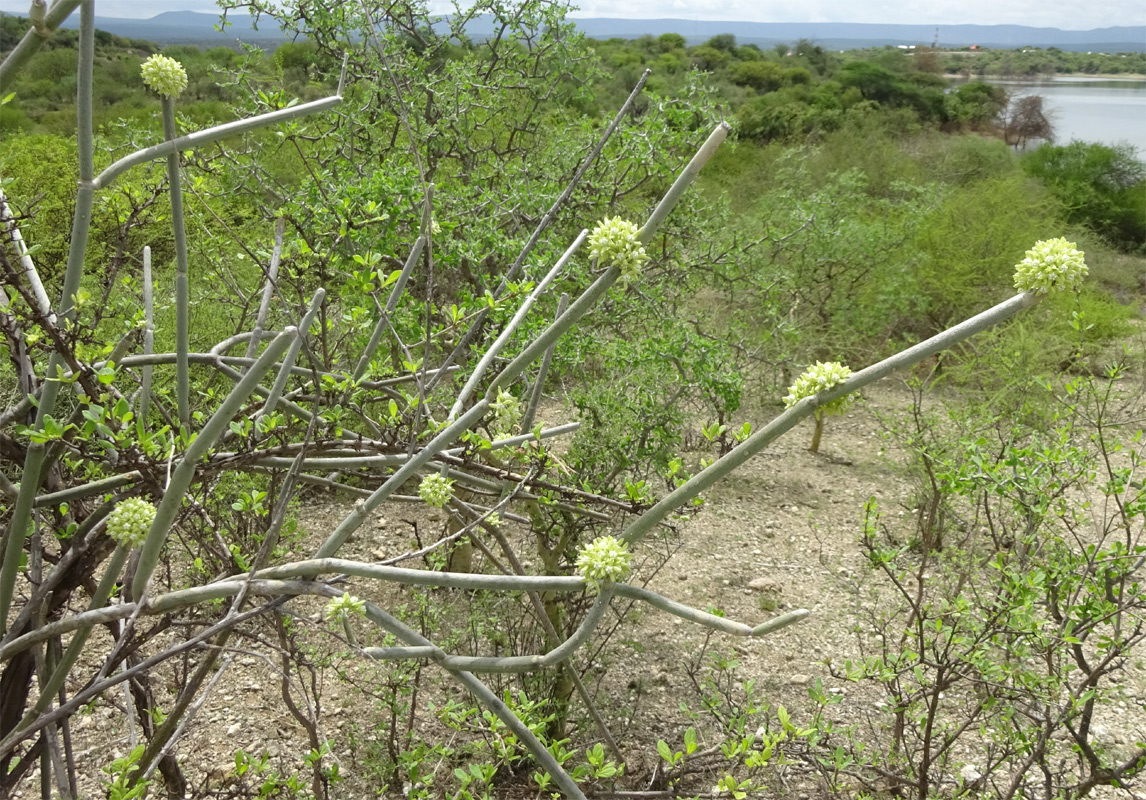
[0,1,1142,31]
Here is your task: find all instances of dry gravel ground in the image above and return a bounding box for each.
[11,372,1146,799]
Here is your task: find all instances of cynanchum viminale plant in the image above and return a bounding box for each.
[575,535,633,594]
[588,216,648,285]
[784,361,855,454]
[1013,237,1088,294]
[105,497,157,549]
[140,54,188,99]
[418,473,455,509]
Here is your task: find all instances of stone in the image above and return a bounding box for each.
[747,578,779,593]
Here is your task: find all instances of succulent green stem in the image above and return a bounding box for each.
[620,291,1041,547]
[810,410,824,453]
[140,246,154,425]
[33,472,142,508]
[162,96,191,431]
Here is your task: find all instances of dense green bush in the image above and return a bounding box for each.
[914,174,1060,328]
[1022,140,1146,253]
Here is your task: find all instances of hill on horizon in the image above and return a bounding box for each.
[24,9,1146,52]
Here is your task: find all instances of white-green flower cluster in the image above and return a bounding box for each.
[141,54,188,99]
[783,361,855,416]
[489,389,521,437]
[484,511,502,529]
[575,535,632,594]
[106,497,156,548]
[1013,238,1087,294]
[588,216,649,285]
[418,473,454,509]
[324,592,366,621]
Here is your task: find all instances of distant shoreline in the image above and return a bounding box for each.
[947,73,1146,80]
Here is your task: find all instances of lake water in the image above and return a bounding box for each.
[954,77,1146,156]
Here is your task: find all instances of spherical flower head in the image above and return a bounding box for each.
[575,535,632,594]
[489,389,522,438]
[324,592,366,621]
[141,55,188,99]
[106,497,157,548]
[588,216,649,285]
[1013,238,1087,294]
[783,361,855,416]
[418,473,454,509]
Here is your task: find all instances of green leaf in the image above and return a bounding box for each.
[684,726,697,754]
[656,740,672,763]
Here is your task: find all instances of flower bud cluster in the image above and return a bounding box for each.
[588,217,649,285]
[418,473,454,509]
[141,55,188,99]
[106,497,156,548]
[1013,238,1087,294]
[489,389,522,438]
[324,592,366,621]
[575,535,632,594]
[783,361,855,416]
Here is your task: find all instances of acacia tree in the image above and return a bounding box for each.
[1001,92,1054,149]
